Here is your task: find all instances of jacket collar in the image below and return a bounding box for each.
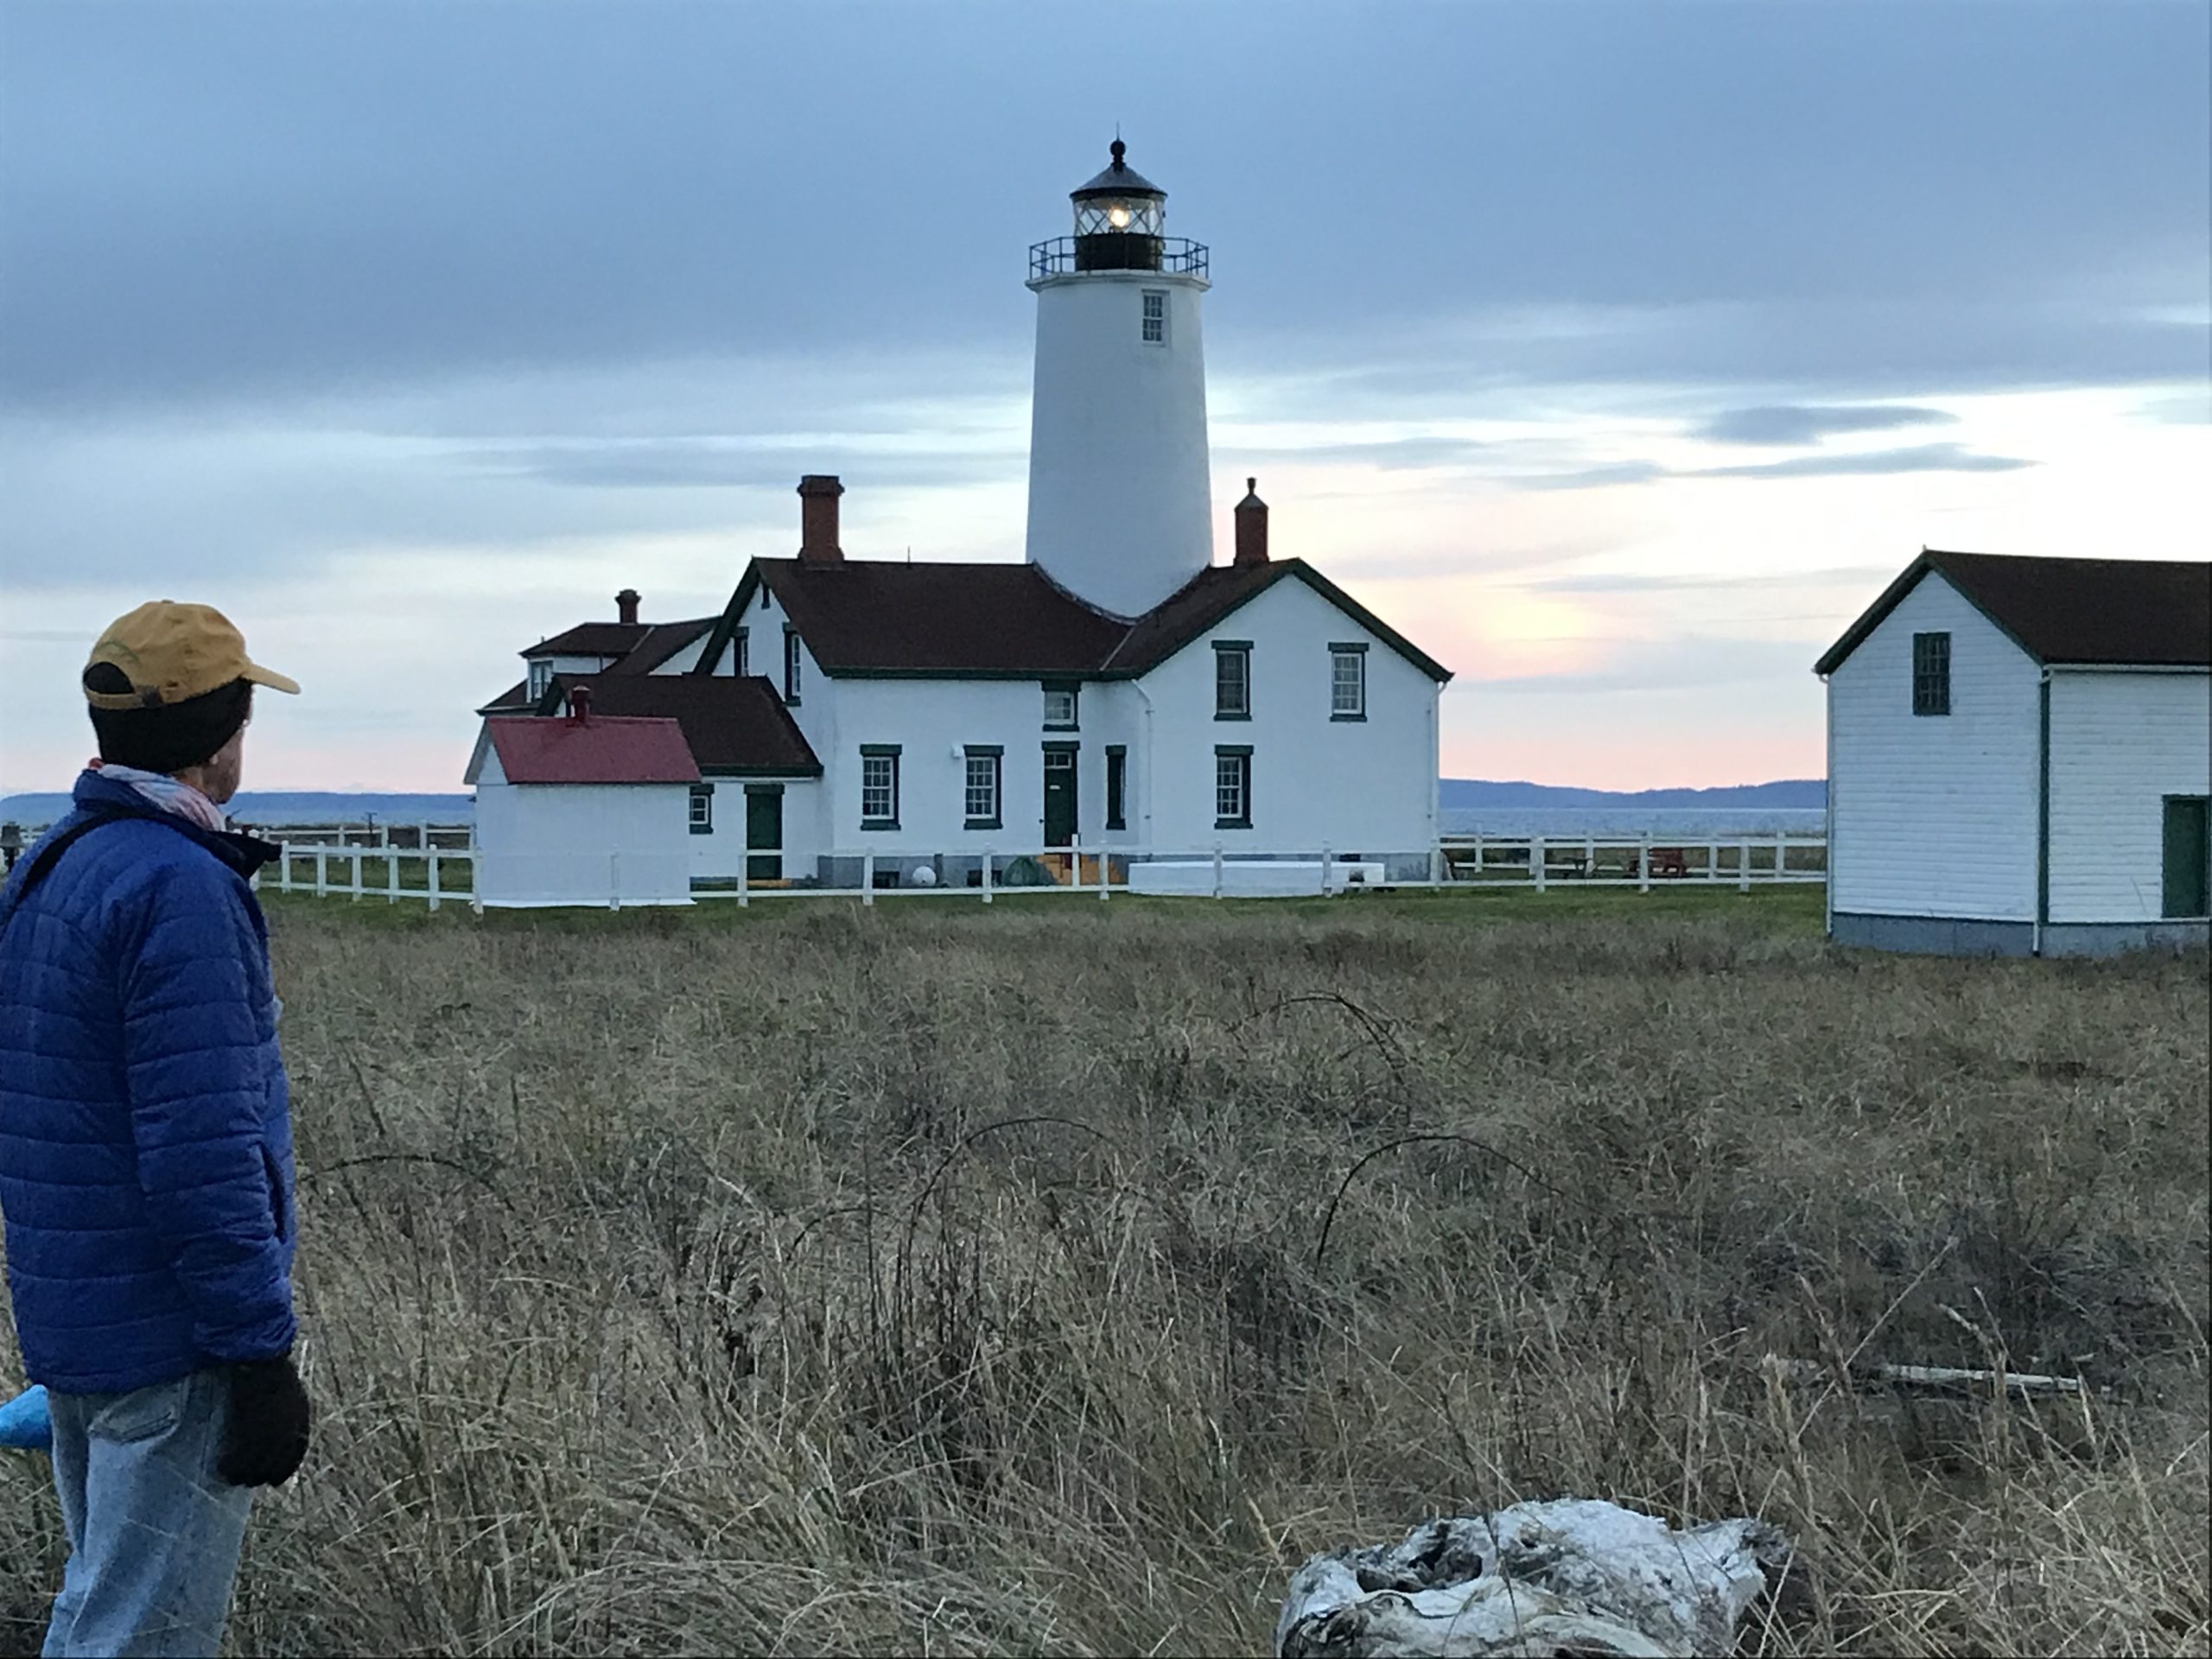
[69,771,281,876]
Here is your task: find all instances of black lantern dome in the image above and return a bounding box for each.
[1070,139,1166,271]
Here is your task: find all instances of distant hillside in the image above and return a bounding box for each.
[1440,779,1826,810]
[1,791,474,827]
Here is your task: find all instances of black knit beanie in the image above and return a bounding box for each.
[85,664,253,774]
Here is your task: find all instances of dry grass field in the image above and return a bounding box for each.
[2,891,2206,1656]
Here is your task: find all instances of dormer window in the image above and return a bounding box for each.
[527,660,550,701]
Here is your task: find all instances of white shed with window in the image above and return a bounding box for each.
[464,703,701,908]
[1818,550,2210,956]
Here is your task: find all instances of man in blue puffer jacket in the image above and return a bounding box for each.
[0,601,312,1657]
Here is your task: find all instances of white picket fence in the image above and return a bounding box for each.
[248,830,1826,910]
[1440,830,1826,891]
[261,843,475,909]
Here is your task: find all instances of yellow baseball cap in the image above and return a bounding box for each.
[84,601,302,710]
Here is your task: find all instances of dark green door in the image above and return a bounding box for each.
[2164,796,2209,918]
[1043,748,1077,847]
[746,787,782,880]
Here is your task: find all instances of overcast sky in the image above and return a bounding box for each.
[3,0,2206,794]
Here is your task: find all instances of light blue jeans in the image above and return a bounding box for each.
[42,1368,254,1658]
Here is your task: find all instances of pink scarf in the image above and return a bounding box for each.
[87,761,228,833]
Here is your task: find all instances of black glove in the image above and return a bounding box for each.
[217,1352,311,1487]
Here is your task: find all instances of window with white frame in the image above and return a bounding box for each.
[734,628,749,677]
[963,747,1001,829]
[1141,290,1166,345]
[1215,747,1252,828]
[526,659,550,701]
[861,747,899,828]
[1043,683,1078,728]
[1214,642,1251,719]
[1330,644,1367,719]
[784,630,803,703]
[688,785,714,835]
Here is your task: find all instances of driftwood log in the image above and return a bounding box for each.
[1275,1499,1792,1659]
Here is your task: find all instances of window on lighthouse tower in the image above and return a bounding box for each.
[1141,290,1166,345]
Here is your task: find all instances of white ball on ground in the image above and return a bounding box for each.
[907,864,938,887]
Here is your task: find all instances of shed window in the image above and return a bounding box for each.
[1214,643,1250,719]
[2164,796,2210,918]
[1911,632,1950,716]
[861,747,900,830]
[964,748,1002,830]
[1215,747,1252,830]
[784,630,803,704]
[1141,290,1166,345]
[688,785,714,835]
[1331,643,1368,719]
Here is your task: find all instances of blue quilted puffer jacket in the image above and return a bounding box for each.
[0,770,296,1393]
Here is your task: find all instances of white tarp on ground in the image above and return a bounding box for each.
[1128,859,1387,897]
[1275,1500,1792,1658]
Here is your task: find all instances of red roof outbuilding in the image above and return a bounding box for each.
[478,715,700,785]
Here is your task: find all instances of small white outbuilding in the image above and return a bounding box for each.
[464,690,701,907]
[1817,550,2210,957]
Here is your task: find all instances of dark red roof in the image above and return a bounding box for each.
[1817,551,2212,674]
[603,618,717,676]
[547,674,821,775]
[525,622,654,658]
[476,678,532,715]
[483,715,700,785]
[698,556,1452,683]
[747,559,1127,676]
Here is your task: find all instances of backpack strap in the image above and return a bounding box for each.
[0,810,129,924]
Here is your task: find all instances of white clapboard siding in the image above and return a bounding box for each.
[1827,572,2040,920]
[2047,670,2212,923]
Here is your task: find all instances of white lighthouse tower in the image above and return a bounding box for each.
[1024,141,1214,620]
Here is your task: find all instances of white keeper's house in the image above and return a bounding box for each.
[470,142,1451,902]
[1817,550,2210,957]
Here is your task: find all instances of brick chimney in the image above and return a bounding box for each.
[798,474,844,564]
[615,588,640,626]
[1233,478,1268,567]
[568,684,591,725]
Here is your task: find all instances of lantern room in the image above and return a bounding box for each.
[1071,139,1166,270]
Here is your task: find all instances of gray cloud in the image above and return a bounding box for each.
[1225,435,1493,472]
[1507,461,1672,492]
[1696,404,1956,445]
[465,439,1023,493]
[3,4,2204,416]
[1491,440,2034,493]
[1691,442,2036,480]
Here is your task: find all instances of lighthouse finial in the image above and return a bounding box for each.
[1110,135,1125,168]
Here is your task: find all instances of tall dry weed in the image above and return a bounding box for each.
[0,899,2203,1655]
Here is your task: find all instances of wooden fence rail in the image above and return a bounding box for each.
[246,831,1827,911]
